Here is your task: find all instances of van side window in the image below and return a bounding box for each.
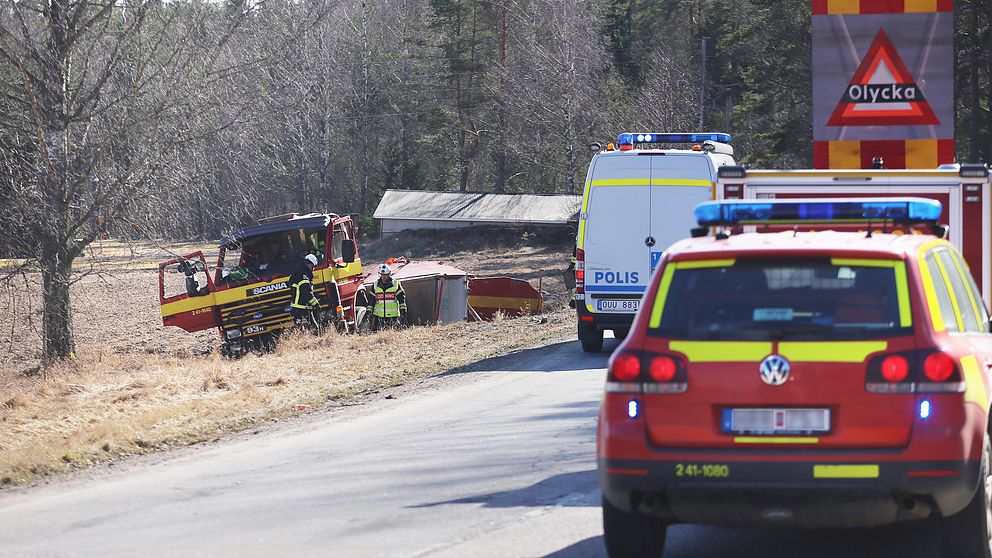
[938,249,986,333]
[922,252,960,333]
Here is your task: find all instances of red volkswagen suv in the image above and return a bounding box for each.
[598,198,992,558]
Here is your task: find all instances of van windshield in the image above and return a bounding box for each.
[648,258,912,341]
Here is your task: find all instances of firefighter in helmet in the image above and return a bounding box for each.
[368,263,406,330]
[289,254,321,332]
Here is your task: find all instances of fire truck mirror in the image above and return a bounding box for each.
[341,240,356,263]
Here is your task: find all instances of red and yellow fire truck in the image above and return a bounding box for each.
[157,213,369,356]
[715,164,992,304]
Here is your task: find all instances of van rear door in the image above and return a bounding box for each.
[647,154,714,271]
[583,155,652,312]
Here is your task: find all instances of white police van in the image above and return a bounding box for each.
[575,132,735,352]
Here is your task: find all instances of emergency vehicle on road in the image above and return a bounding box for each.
[575,132,736,353]
[599,198,992,558]
[716,164,992,303]
[157,213,368,356]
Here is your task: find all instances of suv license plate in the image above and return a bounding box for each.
[597,299,639,312]
[723,408,830,435]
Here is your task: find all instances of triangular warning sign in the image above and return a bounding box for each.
[827,28,939,127]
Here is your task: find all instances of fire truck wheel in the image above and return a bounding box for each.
[219,342,244,360]
[355,307,372,335]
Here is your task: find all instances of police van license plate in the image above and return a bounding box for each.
[596,299,639,312]
[722,408,830,435]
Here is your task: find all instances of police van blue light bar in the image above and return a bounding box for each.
[694,197,943,227]
[618,132,732,147]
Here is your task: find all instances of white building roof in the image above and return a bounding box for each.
[373,190,582,225]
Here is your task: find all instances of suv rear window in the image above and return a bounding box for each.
[648,258,912,341]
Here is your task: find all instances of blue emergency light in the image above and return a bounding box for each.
[694,198,943,227]
[618,132,732,147]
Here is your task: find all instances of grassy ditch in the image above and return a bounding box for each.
[0,309,575,487]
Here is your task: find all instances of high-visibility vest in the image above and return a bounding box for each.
[373,281,403,318]
[291,278,319,309]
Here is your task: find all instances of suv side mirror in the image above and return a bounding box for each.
[341,240,356,263]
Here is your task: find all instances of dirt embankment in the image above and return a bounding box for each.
[0,228,576,486]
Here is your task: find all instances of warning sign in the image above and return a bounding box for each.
[812,6,954,168]
[827,28,938,127]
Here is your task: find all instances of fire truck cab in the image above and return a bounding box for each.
[716,164,992,304]
[157,212,368,356]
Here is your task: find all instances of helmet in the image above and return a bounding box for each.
[304,254,319,266]
[378,264,392,275]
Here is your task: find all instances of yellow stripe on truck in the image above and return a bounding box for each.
[469,295,542,310]
[161,296,214,317]
[734,437,820,445]
[813,464,879,479]
[669,341,773,362]
[778,341,888,363]
[161,276,333,317]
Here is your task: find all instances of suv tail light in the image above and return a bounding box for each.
[880,355,909,383]
[575,249,585,295]
[611,352,640,382]
[866,349,964,394]
[923,352,955,382]
[607,349,687,394]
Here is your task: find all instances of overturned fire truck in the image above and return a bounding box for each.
[158,213,370,356]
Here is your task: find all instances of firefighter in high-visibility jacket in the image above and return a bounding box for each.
[368,264,406,330]
[289,254,321,332]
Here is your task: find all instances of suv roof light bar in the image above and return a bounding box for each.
[694,197,943,228]
[618,133,732,149]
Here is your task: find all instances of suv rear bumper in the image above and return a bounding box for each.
[600,458,980,528]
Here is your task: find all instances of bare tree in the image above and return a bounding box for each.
[0,0,250,362]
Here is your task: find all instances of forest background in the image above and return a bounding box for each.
[1,0,991,360]
[3,1,991,239]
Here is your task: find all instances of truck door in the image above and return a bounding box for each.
[582,155,652,312]
[647,154,715,273]
[158,251,219,333]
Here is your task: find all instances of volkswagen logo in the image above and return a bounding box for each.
[759,355,791,386]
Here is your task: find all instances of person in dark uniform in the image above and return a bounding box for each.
[289,254,321,332]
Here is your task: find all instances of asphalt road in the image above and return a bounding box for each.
[0,338,945,557]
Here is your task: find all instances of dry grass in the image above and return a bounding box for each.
[0,230,575,487]
[0,309,575,486]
